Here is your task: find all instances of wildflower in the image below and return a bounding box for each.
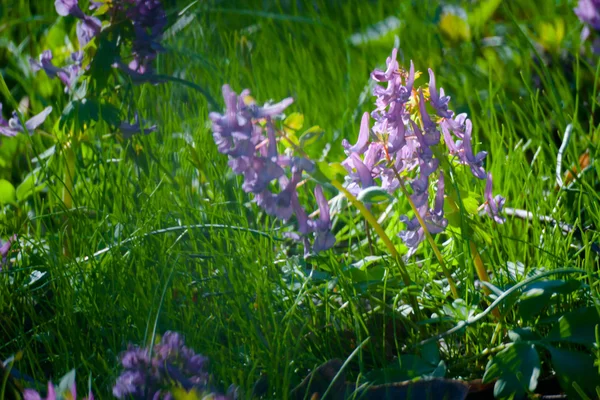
[54,0,101,47]
[0,104,52,137]
[30,50,83,92]
[23,379,93,400]
[113,331,235,400]
[0,235,16,270]
[484,173,506,224]
[342,48,503,255]
[119,114,157,139]
[575,0,600,31]
[210,85,335,254]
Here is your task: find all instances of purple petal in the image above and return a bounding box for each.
[350,153,374,188]
[343,112,370,154]
[24,106,52,131]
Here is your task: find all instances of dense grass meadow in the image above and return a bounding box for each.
[2,0,600,398]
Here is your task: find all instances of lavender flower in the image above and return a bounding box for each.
[119,114,157,139]
[54,0,101,47]
[575,0,600,31]
[0,103,52,137]
[342,48,504,256]
[484,173,506,224]
[30,50,83,92]
[210,85,336,255]
[0,234,16,270]
[23,379,93,400]
[113,331,235,400]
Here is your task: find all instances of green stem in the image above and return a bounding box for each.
[392,166,459,299]
[63,142,75,256]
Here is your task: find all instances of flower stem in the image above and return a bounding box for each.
[469,241,501,319]
[62,141,75,257]
[392,166,459,299]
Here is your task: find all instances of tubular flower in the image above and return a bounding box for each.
[210,85,335,255]
[113,331,237,400]
[342,48,504,255]
[0,103,52,137]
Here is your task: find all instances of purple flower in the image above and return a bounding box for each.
[210,85,334,255]
[457,120,487,179]
[0,234,16,270]
[113,332,234,400]
[484,173,506,224]
[24,379,92,400]
[54,0,101,47]
[119,114,157,139]
[0,104,52,137]
[428,69,453,119]
[575,0,600,31]
[30,50,83,92]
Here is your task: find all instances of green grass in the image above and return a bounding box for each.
[1,0,600,398]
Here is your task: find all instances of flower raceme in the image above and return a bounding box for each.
[342,48,505,256]
[113,331,236,400]
[209,85,335,255]
[209,49,504,258]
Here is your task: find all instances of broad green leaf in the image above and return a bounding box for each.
[518,280,582,321]
[283,112,304,133]
[548,346,600,399]
[508,327,540,342]
[0,179,16,205]
[312,161,346,184]
[461,196,480,215]
[468,0,502,33]
[357,186,392,204]
[545,306,600,346]
[299,125,324,147]
[483,343,540,398]
[16,168,45,201]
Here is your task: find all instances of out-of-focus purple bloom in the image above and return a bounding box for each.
[24,379,92,400]
[575,0,600,31]
[0,104,52,137]
[119,114,157,139]
[54,0,101,47]
[456,120,487,180]
[210,85,335,255]
[113,331,235,400]
[30,50,83,92]
[484,173,505,224]
[0,234,16,270]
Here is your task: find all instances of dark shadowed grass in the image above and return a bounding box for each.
[1,0,599,398]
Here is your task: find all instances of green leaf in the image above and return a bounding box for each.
[57,369,76,396]
[545,306,600,346]
[357,186,392,204]
[283,112,304,133]
[468,0,502,33]
[16,168,45,202]
[518,280,582,321]
[508,327,540,342]
[461,196,480,215]
[483,343,540,399]
[312,161,346,184]
[0,179,16,205]
[548,346,600,399]
[299,125,324,147]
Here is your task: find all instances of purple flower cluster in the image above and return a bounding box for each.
[30,50,84,93]
[24,380,93,400]
[33,0,167,88]
[113,331,235,400]
[126,0,167,77]
[342,48,505,256]
[0,103,52,137]
[209,85,335,255]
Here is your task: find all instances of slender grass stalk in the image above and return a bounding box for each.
[62,141,76,257]
[469,241,501,319]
